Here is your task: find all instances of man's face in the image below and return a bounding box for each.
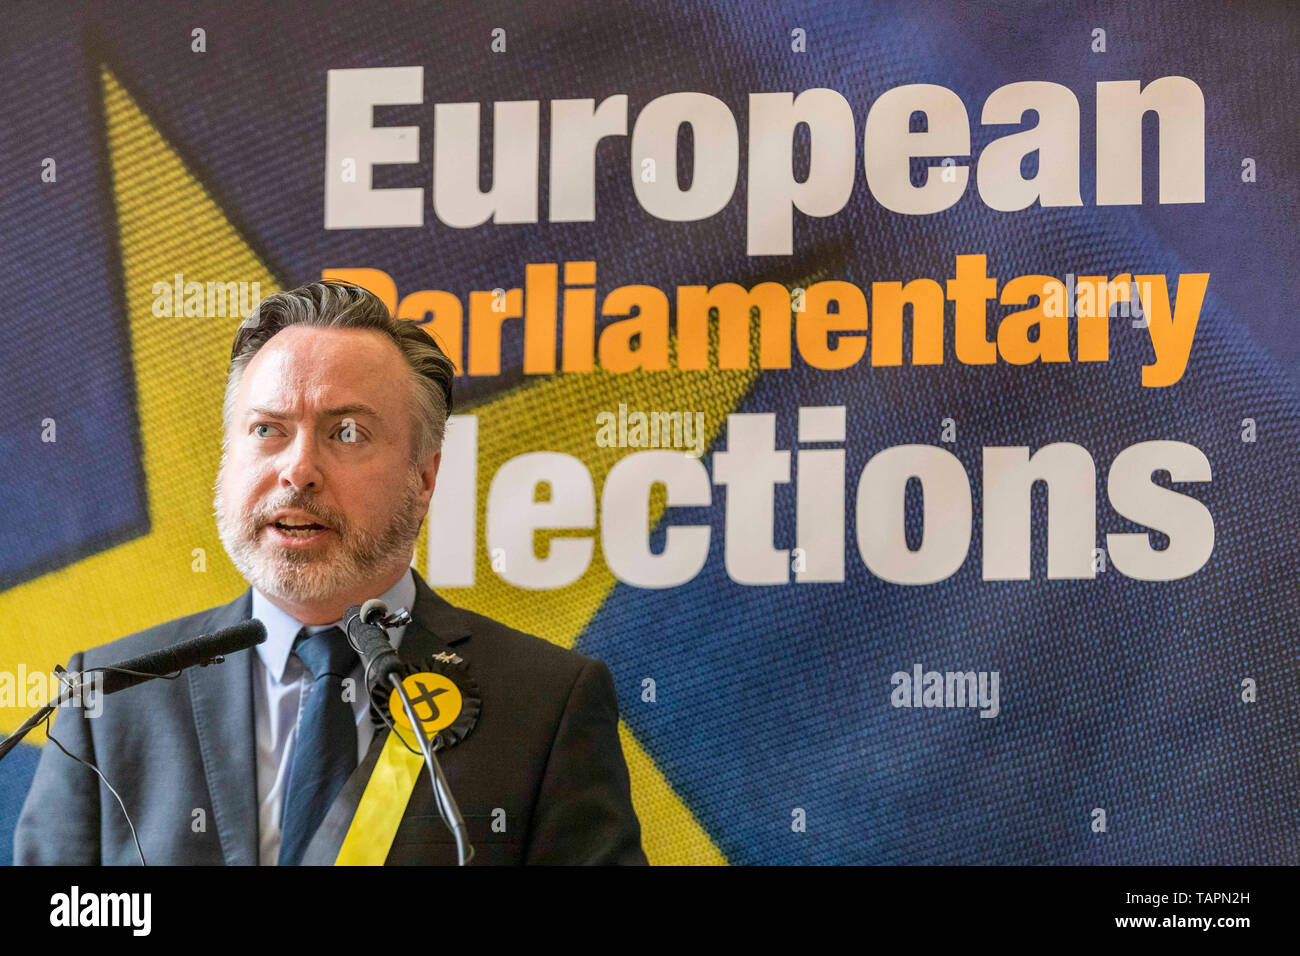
[213,326,439,610]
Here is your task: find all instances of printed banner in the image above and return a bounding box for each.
[1,0,1297,865]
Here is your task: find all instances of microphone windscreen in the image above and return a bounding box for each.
[97,619,267,695]
[343,604,403,693]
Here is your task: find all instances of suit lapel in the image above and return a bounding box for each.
[400,567,473,654]
[186,588,259,866]
[299,569,473,865]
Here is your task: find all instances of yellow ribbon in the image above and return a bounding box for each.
[335,671,470,865]
[334,731,426,866]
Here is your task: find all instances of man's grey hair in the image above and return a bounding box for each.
[223,280,455,465]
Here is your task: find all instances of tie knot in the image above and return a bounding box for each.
[292,626,356,681]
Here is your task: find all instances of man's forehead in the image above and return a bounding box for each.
[238,326,407,419]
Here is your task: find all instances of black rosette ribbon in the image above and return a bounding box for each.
[368,655,481,752]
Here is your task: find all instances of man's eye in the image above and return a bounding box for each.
[334,424,365,443]
[252,423,278,438]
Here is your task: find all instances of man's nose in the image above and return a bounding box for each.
[279,433,323,490]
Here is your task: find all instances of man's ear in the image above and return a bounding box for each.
[418,450,441,507]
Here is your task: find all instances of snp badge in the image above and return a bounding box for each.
[390,672,462,736]
[370,656,481,751]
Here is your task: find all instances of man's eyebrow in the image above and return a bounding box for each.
[322,403,382,420]
[247,403,383,420]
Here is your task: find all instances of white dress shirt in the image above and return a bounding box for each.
[250,567,417,866]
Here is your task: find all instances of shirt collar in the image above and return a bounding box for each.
[251,566,418,684]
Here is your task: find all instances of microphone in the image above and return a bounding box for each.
[342,600,404,693]
[96,620,268,695]
[0,619,267,763]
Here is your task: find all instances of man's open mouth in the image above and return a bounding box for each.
[268,520,329,538]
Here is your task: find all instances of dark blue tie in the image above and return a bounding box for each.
[278,626,358,866]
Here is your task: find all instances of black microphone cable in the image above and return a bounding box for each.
[32,663,192,867]
[41,707,147,867]
[346,600,475,865]
[2,620,267,865]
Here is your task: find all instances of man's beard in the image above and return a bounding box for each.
[213,455,424,604]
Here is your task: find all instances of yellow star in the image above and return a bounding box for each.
[3,65,747,864]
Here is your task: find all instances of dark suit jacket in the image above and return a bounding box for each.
[13,569,648,865]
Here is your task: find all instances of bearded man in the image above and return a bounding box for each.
[15,281,648,866]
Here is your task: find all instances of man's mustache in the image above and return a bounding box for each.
[252,496,347,533]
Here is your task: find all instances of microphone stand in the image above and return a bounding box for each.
[0,670,86,762]
[347,600,475,866]
[0,621,267,866]
[0,621,266,764]
[388,672,474,866]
